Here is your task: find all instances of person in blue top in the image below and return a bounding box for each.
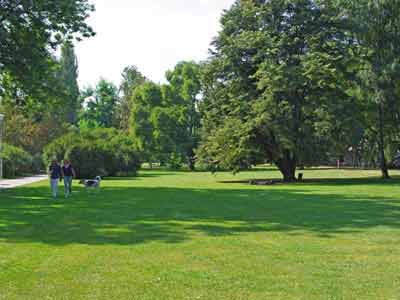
[62,159,76,198]
[48,159,62,199]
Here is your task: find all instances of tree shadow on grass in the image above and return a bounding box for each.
[303,176,400,186]
[220,176,400,186]
[0,181,399,246]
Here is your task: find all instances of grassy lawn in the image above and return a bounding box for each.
[1,168,400,300]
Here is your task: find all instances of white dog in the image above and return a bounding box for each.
[80,176,101,190]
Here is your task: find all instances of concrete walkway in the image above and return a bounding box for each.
[0,175,48,189]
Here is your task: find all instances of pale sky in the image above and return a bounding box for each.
[74,0,235,88]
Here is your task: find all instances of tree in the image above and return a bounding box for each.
[0,0,94,102]
[0,81,69,159]
[337,0,400,178]
[80,79,119,128]
[165,61,202,170]
[130,82,163,164]
[150,104,182,165]
[59,42,80,124]
[0,102,68,156]
[199,0,359,181]
[116,66,147,131]
[128,67,203,170]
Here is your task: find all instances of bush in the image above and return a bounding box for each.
[43,128,141,179]
[165,152,184,170]
[42,132,76,164]
[2,143,33,178]
[32,153,45,173]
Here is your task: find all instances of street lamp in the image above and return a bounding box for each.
[0,114,4,179]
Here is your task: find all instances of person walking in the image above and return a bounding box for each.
[62,159,76,198]
[48,159,62,199]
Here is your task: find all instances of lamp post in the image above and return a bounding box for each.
[0,114,4,179]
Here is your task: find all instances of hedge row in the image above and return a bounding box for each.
[43,128,141,179]
[1,143,33,178]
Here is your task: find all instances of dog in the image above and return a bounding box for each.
[80,176,101,190]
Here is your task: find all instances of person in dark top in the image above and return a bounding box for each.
[62,159,76,198]
[48,159,62,199]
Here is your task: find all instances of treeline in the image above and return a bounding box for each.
[0,41,202,177]
[1,0,400,180]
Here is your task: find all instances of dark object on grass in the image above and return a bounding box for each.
[249,179,278,185]
[298,173,304,181]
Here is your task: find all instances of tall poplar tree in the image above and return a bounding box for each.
[59,43,80,124]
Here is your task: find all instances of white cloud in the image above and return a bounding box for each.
[75,0,235,88]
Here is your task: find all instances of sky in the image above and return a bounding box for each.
[74,0,235,88]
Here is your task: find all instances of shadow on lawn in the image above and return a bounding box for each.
[0,179,399,245]
[219,176,400,185]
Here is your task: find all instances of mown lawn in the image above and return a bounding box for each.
[0,168,400,300]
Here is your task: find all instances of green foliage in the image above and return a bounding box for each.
[165,61,202,170]
[116,66,147,131]
[0,103,69,157]
[0,0,94,102]
[130,62,202,170]
[199,0,359,181]
[42,131,75,164]
[130,82,161,163]
[339,0,400,177]
[79,79,119,128]
[197,118,257,172]
[58,42,80,124]
[1,143,33,178]
[43,128,141,178]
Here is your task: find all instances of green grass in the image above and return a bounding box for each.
[1,168,400,300]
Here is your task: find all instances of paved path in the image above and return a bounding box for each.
[0,175,48,189]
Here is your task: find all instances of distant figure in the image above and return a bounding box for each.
[48,159,62,199]
[62,159,76,198]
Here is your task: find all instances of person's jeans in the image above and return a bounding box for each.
[64,176,73,197]
[50,179,59,198]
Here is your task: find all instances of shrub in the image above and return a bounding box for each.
[66,142,108,178]
[166,152,184,170]
[2,143,33,178]
[42,132,76,164]
[43,128,141,179]
[32,153,45,173]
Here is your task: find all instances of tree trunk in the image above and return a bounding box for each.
[187,156,195,171]
[378,103,390,179]
[187,147,196,171]
[276,152,297,182]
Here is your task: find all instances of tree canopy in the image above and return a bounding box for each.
[0,0,94,102]
[198,0,360,181]
[80,79,119,129]
[129,62,202,169]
